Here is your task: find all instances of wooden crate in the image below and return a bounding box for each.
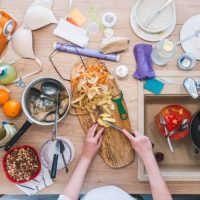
[138,71,200,181]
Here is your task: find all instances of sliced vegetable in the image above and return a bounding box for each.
[97,118,110,128]
[102,117,116,123]
[71,94,86,104]
[100,113,111,118]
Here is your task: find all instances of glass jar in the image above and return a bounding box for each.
[151,39,176,66]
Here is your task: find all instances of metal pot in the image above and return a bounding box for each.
[190,110,200,150]
[4,77,71,151]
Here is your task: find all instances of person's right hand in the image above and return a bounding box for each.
[122,129,153,160]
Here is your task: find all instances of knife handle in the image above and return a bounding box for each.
[51,154,58,178]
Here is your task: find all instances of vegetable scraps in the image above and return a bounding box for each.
[71,62,116,127]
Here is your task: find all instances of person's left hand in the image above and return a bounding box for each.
[81,124,104,162]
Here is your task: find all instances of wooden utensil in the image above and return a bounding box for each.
[71,58,134,168]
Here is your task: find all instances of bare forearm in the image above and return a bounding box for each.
[62,157,91,200]
[143,153,172,200]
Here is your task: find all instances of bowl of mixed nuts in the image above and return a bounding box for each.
[3,145,41,184]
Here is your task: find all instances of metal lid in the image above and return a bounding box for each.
[163,40,174,52]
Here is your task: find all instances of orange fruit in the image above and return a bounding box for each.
[0,89,10,105]
[3,100,21,118]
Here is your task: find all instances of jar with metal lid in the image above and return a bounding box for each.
[151,39,176,66]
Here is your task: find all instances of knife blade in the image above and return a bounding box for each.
[105,121,135,137]
[59,140,69,173]
[50,140,61,178]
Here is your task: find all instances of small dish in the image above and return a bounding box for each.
[155,105,192,141]
[40,136,75,171]
[130,0,176,42]
[3,145,41,184]
[135,0,175,33]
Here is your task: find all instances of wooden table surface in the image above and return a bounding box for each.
[0,0,200,195]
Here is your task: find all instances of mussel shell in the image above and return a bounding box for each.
[28,88,42,103]
[44,111,59,122]
[59,99,69,116]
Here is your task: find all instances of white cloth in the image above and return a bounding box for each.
[58,186,136,200]
[16,165,53,196]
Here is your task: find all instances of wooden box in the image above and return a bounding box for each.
[138,71,200,181]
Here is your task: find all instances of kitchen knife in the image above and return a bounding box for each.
[105,121,154,148]
[59,140,69,173]
[50,140,61,178]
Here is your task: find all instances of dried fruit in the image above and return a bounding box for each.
[5,147,40,182]
[154,152,164,163]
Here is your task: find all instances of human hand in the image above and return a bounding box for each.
[122,129,153,161]
[81,124,104,162]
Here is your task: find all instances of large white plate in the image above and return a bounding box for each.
[180,15,200,60]
[130,0,176,42]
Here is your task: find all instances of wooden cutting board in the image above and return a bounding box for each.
[71,58,134,168]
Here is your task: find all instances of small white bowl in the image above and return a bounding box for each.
[135,0,176,34]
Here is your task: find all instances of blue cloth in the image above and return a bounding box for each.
[144,79,164,95]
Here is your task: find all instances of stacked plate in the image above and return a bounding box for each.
[130,0,176,42]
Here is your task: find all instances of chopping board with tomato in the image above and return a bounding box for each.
[70,58,134,168]
[155,105,192,141]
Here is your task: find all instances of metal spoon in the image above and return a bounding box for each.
[41,81,60,140]
[167,124,189,138]
[166,119,189,138]
[41,81,59,97]
[176,29,200,46]
[160,116,174,152]
[52,93,59,141]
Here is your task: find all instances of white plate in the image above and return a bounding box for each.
[136,0,175,33]
[130,1,176,42]
[40,136,75,171]
[180,15,200,60]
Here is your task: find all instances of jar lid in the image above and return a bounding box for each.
[163,40,174,52]
[104,28,114,38]
[101,12,117,28]
[116,65,129,79]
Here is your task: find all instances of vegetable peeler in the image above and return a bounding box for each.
[112,91,128,120]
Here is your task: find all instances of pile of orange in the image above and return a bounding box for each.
[0,88,21,118]
[0,89,10,105]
